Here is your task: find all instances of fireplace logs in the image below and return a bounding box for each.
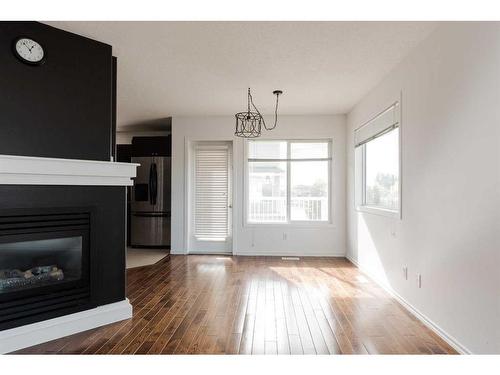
[0,266,64,292]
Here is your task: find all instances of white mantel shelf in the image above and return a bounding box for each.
[0,154,138,186]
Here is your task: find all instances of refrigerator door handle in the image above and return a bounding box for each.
[149,161,158,206]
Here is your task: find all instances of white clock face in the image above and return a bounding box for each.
[15,38,44,63]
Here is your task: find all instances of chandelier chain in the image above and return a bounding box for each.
[248,88,267,129]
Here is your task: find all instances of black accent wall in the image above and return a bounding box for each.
[0,23,127,332]
[0,22,115,161]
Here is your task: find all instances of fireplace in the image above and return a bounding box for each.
[0,209,92,331]
[0,182,131,352]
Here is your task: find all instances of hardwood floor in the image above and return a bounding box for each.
[14,255,456,354]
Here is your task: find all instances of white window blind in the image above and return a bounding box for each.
[354,102,400,147]
[194,146,229,241]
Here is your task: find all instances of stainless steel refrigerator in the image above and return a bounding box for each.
[130,156,171,248]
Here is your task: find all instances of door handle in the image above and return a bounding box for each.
[149,162,158,205]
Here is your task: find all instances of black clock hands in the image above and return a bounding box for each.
[22,41,35,53]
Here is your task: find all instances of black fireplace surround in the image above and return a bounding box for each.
[0,22,125,332]
[0,185,126,331]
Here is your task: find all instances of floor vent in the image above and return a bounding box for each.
[281,257,300,261]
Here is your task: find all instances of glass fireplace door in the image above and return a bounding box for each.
[0,230,88,297]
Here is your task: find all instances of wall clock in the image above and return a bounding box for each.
[13,37,45,65]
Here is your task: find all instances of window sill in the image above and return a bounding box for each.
[244,222,335,229]
[356,205,400,219]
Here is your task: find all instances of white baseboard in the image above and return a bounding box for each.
[0,299,133,354]
[234,250,346,257]
[172,248,346,257]
[169,249,186,255]
[346,254,471,355]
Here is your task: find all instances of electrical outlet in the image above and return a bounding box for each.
[417,273,422,288]
[403,266,408,280]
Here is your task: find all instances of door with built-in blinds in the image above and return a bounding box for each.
[189,141,232,254]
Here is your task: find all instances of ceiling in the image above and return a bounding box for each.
[45,21,438,129]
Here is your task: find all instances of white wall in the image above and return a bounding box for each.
[171,115,346,257]
[346,23,500,354]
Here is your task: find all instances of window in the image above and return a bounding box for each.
[355,102,401,216]
[246,140,331,223]
[364,127,399,210]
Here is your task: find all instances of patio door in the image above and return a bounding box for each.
[189,141,232,254]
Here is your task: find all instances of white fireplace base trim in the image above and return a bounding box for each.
[0,298,133,354]
[0,154,138,186]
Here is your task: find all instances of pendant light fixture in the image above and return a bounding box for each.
[234,88,283,138]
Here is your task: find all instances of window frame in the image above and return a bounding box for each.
[244,138,334,227]
[355,102,402,219]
